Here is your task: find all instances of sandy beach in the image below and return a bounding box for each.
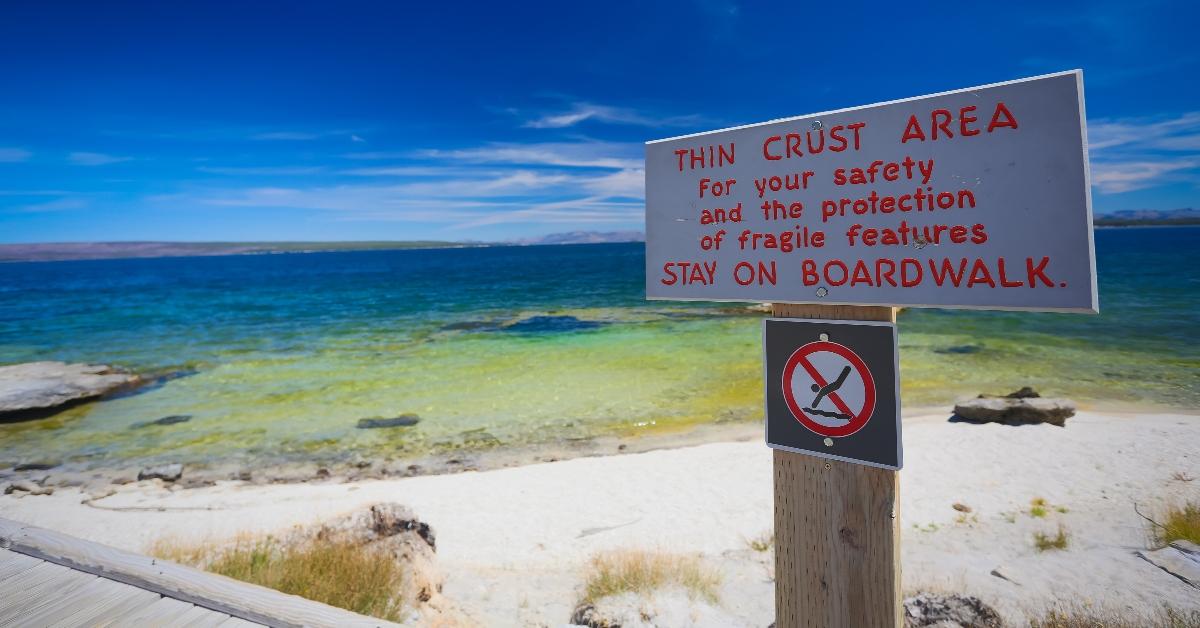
[3,408,1198,626]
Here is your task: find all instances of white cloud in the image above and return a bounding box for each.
[184,161,646,231]
[198,166,325,175]
[250,131,321,141]
[1087,111,1200,194]
[1089,111,1200,151]
[341,166,478,177]
[342,151,409,160]
[12,197,87,213]
[1090,159,1198,194]
[523,102,704,129]
[419,142,641,169]
[69,152,132,166]
[582,168,644,198]
[0,148,31,162]
[351,134,366,143]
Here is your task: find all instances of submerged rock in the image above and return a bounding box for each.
[440,320,500,332]
[357,414,420,429]
[953,387,1075,426]
[503,315,605,333]
[131,414,192,429]
[0,361,140,421]
[138,463,183,482]
[934,344,984,355]
[13,461,59,471]
[903,592,1003,627]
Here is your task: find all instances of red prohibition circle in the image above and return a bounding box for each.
[781,340,876,438]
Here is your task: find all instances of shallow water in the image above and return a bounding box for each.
[1,227,1197,468]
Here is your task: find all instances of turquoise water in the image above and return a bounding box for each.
[0,227,1197,468]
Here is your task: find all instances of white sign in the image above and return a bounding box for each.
[645,71,1097,312]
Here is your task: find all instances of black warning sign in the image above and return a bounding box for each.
[764,318,901,469]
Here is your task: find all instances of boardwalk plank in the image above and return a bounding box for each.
[12,576,117,626]
[217,616,265,627]
[0,549,43,584]
[100,595,192,626]
[0,561,62,595]
[48,582,158,627]
[0,565,94,624]
[175,604,235,627]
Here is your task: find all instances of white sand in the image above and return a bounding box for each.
[3,410,1198,626]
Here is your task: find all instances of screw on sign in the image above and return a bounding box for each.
[782,340,876,439]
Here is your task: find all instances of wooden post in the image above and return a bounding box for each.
[771,303,900,628]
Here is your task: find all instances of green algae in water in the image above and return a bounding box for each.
[0,229,1197,467]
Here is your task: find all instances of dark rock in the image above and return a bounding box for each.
[440,320,499,332]
[502,315,605,334]
[0,362,140,422]
[953,388,1075,426]
[356,414,420,429]
[903,592,1003,627]
[137,463,183,482]
[14,461,59,471]
[132,414,192,429]
[934,344,984,355]
[5,480,53,496]
[1005,386,1039,399]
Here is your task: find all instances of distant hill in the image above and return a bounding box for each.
[1094,208,1200,227]
[512,231,645,245]
[0,240,483,263]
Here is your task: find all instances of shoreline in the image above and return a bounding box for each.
[3,400,1197,494]
[2,408,1197,625]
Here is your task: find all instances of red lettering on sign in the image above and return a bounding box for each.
[988,102,1019,132]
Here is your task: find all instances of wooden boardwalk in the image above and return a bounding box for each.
[0,518,401,628]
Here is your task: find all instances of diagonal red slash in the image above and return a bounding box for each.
[795,355,857,419]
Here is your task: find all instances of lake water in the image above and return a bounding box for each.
[1,227,1197,468]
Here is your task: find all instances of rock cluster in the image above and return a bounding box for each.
[138,463,184,482]
[953,387,1076,426]
[903,592,1003,627]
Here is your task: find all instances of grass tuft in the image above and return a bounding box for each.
[1030,604,1200,627]
[582,549,720,605]
[1033,524,1070,552]
[152,535,406,621]
[1030,496,1049,518]
[747,532,773,553]
[1148,501,1200,547]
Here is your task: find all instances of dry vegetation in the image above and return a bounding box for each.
[1030,605,1200,628]
[152,535,407,621]
[1146,501,1200,547]
[582,549,721,605]
[1033,523,1070,552]
[747,531,773,552]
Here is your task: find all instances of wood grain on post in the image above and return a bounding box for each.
[771,303,900,628]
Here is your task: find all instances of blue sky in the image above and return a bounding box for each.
[1,1,1197,243]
